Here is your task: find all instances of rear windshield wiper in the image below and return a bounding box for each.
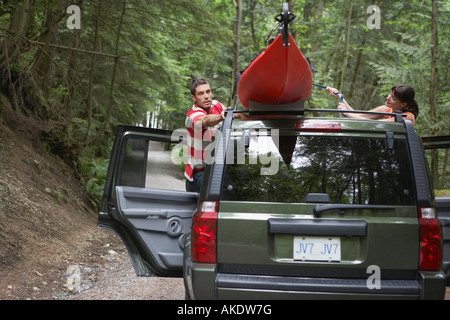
[313,204,396,217]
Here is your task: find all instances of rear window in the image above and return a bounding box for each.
[221,131,415,205]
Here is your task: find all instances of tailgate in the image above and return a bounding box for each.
[217,202,419,280]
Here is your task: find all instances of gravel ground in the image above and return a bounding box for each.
[0,137,186,301]
[59,141,186,300]
[54,229,186,300]
[0,227,185,300]
[63,245,185,300]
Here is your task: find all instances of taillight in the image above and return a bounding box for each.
[191,201,218,263]
[419,207,442,271]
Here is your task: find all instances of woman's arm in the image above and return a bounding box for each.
[326,87,387,120]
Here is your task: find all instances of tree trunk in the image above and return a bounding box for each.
[0,0,34,64]
[229,0,242,108]
[287,0,297,44]
[62,29,79,116]
[248,0,260,53]
[0,0,46,119]
[300,0,324,55]
[86,0,101,132]
[31,3,63,95]
[348,37,366,100]
[88,0,126,145]
[337,0,353,92]
[430,0,439,187]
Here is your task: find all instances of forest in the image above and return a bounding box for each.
[0,0,449,204]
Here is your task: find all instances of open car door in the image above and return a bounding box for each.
[422,135,450,285]
[98,125,197,277]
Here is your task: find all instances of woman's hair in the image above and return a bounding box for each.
[391,84,419,119]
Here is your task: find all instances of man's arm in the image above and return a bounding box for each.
[195,111,225,128]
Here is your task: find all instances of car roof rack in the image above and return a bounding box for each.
[231,108,407,124]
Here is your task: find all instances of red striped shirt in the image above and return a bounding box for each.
[184,100,226,181]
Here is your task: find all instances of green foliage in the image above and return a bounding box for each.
[0,0,448,197]
[1,0,447,136]
[76,155,109,208]
[435,190,450,197]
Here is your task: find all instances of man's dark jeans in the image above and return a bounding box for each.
[185,170,204,193]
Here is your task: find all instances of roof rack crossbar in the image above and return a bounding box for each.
[230,108,406,123]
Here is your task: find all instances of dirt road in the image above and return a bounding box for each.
[63,141,187,300]
[61,141,187,300]
[0,130,185,300]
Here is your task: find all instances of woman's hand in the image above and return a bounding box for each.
[326,87,341,98]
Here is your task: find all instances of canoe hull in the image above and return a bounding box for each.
[238,34,312,110]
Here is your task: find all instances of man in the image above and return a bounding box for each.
[185,77,227,192]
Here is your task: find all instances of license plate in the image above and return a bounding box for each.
[293,236,341,261]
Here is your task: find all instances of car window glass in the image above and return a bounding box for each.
[222,133,415,205]
[118,137,185,191]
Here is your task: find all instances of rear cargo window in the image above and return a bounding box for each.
[221,133,415,205]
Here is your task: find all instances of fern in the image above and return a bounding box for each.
[77,157,109,209]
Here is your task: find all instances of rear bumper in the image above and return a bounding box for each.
[216,274,422,299]
[216,272,446,300]
[186,262,446,299]
[218,273,418,295]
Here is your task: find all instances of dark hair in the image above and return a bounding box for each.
[391,84,419,119]
[190,77,209,96]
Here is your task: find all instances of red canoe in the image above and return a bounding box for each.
[238,33,312,110]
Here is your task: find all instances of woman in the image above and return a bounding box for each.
[326,84,419,125]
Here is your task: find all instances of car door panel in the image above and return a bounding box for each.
[99,125,195,277]
[116,186,197,269]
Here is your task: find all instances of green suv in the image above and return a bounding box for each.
[99,109,449,299]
